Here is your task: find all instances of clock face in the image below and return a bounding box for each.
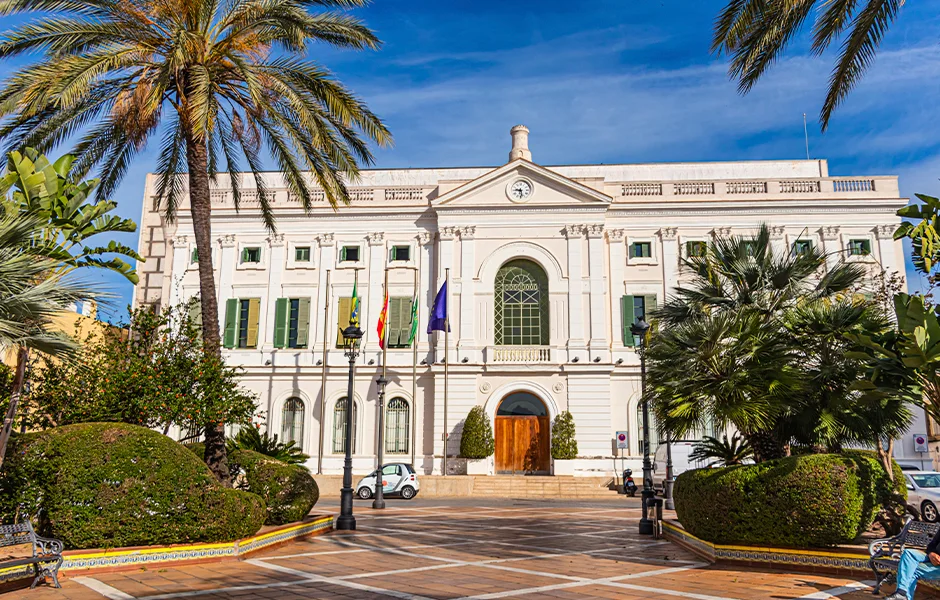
[509,179,533,200]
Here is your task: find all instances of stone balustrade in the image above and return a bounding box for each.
[491,346,552,363]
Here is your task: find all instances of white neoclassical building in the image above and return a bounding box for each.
[133,125,932,475]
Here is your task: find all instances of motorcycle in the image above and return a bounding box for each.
[623,469,637,497]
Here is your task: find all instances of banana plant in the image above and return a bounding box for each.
[896,195,940,277]
[0,148,140,283]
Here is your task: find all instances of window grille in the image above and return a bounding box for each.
[494,260,549,346]
[333,398,357,454]
[385,398,410,454]
[281,397,305,451]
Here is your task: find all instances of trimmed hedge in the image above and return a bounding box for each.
[459,406,494,459]
[0,423,266,549]
[230,450,319,525]
[674,452,905,548]
[551,411,578,460]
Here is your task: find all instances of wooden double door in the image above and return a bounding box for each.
[495,415,550,475]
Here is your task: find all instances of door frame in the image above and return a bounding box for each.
[493,391,551,475]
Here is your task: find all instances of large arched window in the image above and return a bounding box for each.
[385,398,410,454]
[636,404,659,456]
[495,259,549,346]
[332,398,357,454]
[281,397,305,450]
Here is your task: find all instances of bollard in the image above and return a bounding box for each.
[646,498,664,539]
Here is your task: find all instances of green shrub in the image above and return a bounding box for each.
[551,411,578,460]
[459,406,494,459]
[0,423,266,549]
[674,453,901,548]
[230,450,319,525]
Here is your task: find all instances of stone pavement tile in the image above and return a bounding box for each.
[408,541,566,562]
[260,549,446,577]
[503,553,672,579]
[641,566,863,599]
[373,564,568,598]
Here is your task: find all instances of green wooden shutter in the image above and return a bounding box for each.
[645,295,658,315]
[340,246,347,262]
[273,298,289,348]
[400,297,414,347]
[621,295,635,347]
[336,297,352,347]
[223,299,238,348]
[296,298,311,347]
[388,297,411,347]
[246,298,260,348]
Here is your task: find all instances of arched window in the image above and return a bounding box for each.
[332,398,357,454]
[385,398,410,454]
[495,259,549,346]
[281,397,305,450]
[636,403,659,456]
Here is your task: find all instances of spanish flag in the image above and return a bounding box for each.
[377,292,389,349]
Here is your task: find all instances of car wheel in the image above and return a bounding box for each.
[357,487,373,500]
[400,485,416,500]
[922,500,939,523]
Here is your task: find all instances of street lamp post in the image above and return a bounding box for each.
[336,324,363,531]
[373,375,388,510]
[664,432,675,510]
[631,319,654,536]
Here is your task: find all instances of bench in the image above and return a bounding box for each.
[0,522,63,589]
[870,518,940,595]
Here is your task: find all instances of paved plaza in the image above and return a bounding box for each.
[23,499,899,600]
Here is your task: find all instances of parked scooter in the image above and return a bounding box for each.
[623,469,637,497]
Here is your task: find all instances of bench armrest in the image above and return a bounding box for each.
[870,516,917,560]
[34,536,63,556]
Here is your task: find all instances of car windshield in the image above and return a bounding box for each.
[912,474,940,488]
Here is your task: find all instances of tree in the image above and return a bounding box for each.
[689,434,754,467]
[712,0,906,129]
[550,411,578,460]
[0,0,392,482]
[459,406,495,460]
[227,427,310,467]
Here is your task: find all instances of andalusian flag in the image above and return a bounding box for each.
[407,295,419,345]
[377,292,389,349]
[349,278,360,326]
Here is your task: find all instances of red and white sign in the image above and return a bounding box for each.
[915,434,929,453]
[616,431,628,449]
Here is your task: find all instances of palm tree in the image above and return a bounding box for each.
[689,433,754,467]
[0,0,392,482]
[712,0,905,129]
[227,427,310,467]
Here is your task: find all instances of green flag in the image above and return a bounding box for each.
[407,295,419,345]
[349,279,360,326]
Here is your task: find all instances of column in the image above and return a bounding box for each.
[417,232,434,355]
[875,224,899,273]
[458,226,476,360]
[768,225,787,257]
[436,227,457,359]
[313,234,336,351]
[565,225,587,359]
[659,227,679,301]
[586,224,608,359]
[365,232,385,352]
[261,233,285,351]
[820,226,842,272]
[217,233,237,324]
[168,235,189,307]
[607,229,626,350]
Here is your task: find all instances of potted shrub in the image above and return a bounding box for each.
[551,411,578,476]
[460,406,495,475]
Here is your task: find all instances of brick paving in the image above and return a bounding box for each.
[17,499,909,600]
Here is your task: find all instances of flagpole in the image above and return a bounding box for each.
[411,267,418,470]
[374,267,389,510]
[443,267,450,477]
[317,269,331,475]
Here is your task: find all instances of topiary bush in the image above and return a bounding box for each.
[0,423,266,549]
[229,450,319,525]
[674,453,902,548]
[551,411,578,460]
[459,406,494,459]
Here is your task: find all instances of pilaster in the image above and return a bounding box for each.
[417,232,434,359]
[768,225,787,257]
[217,233,237,325]
[659,227,679,302]
[457,226,478,362]
[820,226,842,272]
[607,229,626,352]
[564,225,588,361]
[586,224,608,361]
[262,234,286,351]
[314,234,335,353]
[875,224,899,275]
[168,235,189,308]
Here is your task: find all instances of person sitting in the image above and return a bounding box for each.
[887,527,940,599]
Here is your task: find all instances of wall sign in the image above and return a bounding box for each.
[915,434,929,453]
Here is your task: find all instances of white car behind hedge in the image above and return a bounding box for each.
[905,471,940,522]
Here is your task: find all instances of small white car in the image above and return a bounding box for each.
[356,463,419,500]
[905,471,940,522]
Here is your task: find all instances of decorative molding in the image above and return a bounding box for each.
[266,233,285,247]
[479,382,492,393]
[317,233,335,247]
[820,225,841,240]
[711,227,731,238]
[564,225,584,239]
[439,226,459,241]
[606,228,625,242]
[458,226,476,239]
[218,234,236,247]
[875,224,897,239]
[585,224,605,238]
[417,232,435,246]
[169,235,188,247]
[366,232,385,246]
[552,382,565,393]
[768,225,786,240]
[659,227,679,241]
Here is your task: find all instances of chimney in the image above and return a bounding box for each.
[508,125,531,162]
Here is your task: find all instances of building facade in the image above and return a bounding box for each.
[134,125,931,475]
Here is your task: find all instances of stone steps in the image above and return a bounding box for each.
[312,474,621,499]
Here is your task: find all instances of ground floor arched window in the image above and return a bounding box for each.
[281,397,305,450]
[332,398,357,454]
[385,398,410,454]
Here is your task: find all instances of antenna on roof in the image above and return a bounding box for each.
[803,113,810,160]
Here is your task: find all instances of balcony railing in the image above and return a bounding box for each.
[492,346,551,363]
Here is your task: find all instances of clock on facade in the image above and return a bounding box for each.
[507,179,533,201]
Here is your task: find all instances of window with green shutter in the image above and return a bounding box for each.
[295,246,311,262]
[621,295,656,347]
[390,246,411,262]
[848,239,871,256]
[223,298,238,348]
[685,241,707,258]
[336,297,352,348]
[274,298,310,349]
[224,298,260,349]
[340,246,360,263]
[629,242,652,259]
[190,247,199,263]
[387,297,414,348]
[241,247,261,263]
[792,239,813,256]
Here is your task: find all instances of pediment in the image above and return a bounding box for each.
[432,160,611,209]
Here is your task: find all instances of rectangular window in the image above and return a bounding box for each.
[792,240,813,256]
[848,239,872,256]
[390,245,411,262]
[190,248,199,264]
[340,246,360,263]
[224,298,260,349]
[241,247,261,263]
[387,297,415,348]
[621,294,657,347]
[685,241,707,258]
[274,298,311,348]
[629,242,652,259]
[336,297,353,348]
[295,246,311,262]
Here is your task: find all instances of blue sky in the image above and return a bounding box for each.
[3,0,939,320]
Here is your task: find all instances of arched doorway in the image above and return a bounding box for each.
[495,392,550,475]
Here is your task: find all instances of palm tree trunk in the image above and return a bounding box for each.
[184,125,230,486]
[0,348,28,471]
[743,429,786,462]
